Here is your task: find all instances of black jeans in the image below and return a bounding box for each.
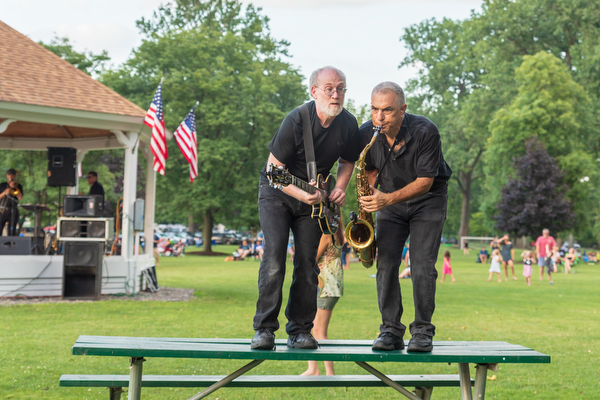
[253,184,323,335]
[375,190,447,339]
[0,209,18,236]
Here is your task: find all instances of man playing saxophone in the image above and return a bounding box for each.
[0,168,24,236]
[359,82,452,352]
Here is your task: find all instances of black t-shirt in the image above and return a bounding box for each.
[0,182,24,214]
[361,113,452,194]
[262,101,361,182]
[89,181,105,196]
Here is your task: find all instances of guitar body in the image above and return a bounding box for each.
[310,174,340,235]
[266,165,340,234]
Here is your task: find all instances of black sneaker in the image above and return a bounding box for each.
[250,329,275,350]
[286,332,318,349]
[407,333,433,352]
[372,332,405,351]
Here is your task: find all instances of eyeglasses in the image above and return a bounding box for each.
[316,86,347,96]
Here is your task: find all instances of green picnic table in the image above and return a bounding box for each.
[60,335,550,400]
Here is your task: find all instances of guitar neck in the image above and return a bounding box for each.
[289,175,323,196]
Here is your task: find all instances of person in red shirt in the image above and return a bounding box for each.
[535,229,557,281]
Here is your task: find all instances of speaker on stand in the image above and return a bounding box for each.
[62,242,104,300]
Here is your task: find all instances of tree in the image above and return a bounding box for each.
[495,138,574,237]
[39,36,110,77]
[101,0,306,252]
[401,18,489,239]
[484,51,597,236]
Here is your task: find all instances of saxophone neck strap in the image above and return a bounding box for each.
[299,103,317,183]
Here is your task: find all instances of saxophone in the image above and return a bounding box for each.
[345,125,380,268]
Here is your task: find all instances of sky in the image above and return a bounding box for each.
[1,0,482,107]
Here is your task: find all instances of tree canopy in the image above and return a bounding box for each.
[101,0,306,251]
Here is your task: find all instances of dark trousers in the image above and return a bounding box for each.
[375,191,447,338]
[0,209,19,236]
[253,184,322,335]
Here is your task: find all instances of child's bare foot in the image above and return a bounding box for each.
[452,278,456,282]
[498,279,502,282]
[513,277,518,280]
[487,278,491,282]
[301,369,320,376]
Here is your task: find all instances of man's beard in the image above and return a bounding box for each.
[316,98,343,118]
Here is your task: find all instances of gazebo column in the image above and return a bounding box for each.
[142,144,156,260]
[121,132,139,266]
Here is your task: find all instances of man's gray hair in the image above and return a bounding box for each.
[543,228,550,233]
[372,82,406,107]
[309,66,346,95]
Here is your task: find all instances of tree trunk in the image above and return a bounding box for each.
[188,213,196,233]
[457,170,472,240]
[203,209,213,253]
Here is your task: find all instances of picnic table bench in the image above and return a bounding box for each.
[60,335,550,400]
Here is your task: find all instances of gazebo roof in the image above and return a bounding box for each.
[0,20,151,150]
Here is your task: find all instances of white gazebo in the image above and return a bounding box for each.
[0,21,162,297]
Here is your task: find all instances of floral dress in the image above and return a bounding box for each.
[317,243,343,298]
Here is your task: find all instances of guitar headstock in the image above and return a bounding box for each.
[266,163,293,189]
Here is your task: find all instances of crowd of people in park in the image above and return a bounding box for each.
[475,229,594,286]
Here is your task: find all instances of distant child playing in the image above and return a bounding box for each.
[488,249,502,282]
[522,250,533,286]
[440,250,455,282]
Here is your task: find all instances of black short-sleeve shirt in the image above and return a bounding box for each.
[89,181,105,196]
[0,182,24,214]
[262,101,361,182]
[361,113,452,194]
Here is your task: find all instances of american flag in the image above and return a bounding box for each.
[144,82,168,175]
[174,103,198,182]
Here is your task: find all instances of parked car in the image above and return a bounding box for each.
[211,232,241,245]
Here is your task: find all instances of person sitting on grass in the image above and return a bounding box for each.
[479,247,489,264]
[173,240,186,257]
[238,240,251,260]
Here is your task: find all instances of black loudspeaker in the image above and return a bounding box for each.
[47,147,77,187]
[63,195,103,217]
[0,237,31,255]
[62,242,104,300]
[57,217,114,242]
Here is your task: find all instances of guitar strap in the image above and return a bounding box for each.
[299,103,317,183]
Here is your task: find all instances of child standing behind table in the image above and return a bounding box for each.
[488,249,502,282]
[522,250,533,286]
[440,250,455,282]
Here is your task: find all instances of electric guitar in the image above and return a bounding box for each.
[266,164,340,234]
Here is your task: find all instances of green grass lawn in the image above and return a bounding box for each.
[1,245,598,399]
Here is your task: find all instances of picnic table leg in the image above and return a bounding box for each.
[129,357,145,400]
[186,359,265,400]
[473,363,497,400]
[458,363,473,400]
[109,387,123,400]
[355,361,422,400]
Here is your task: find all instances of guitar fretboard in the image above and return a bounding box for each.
[289,175,325,196]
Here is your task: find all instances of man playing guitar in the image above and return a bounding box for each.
[0,168,24,236]
[251,66,361,351]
